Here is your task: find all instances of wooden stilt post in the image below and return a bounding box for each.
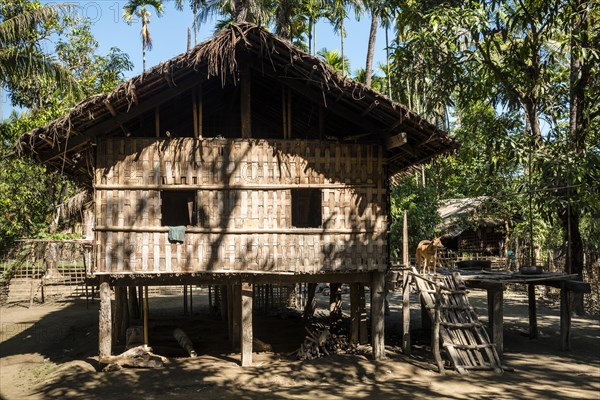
[232,284,241,351]
[143,286,149,346]
[99,277,112,358]
[113,286,123,344]
[402,269,411,355]
[189,285,193,315]
[241,282,253,366]
[129,286,139,320]
[121,287,129,340]
[329,283,342,327]
[303,283,317,320]
[208,285,213,313]
[219,285,227,320]
[358,283,368,344]
[226,285,233,339]
[183,285,188,315]
[350,283,360,343]
[528,284,538,338]
[371,271,386,360]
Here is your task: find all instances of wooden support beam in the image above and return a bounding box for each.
[232,284,241,351]
[528,284,538,339]
[103,99,118,116]
[385,132,407,151]
[240,68,252,138]
[154,107,160,137]
[371,271,386,360]
[241,282,253,366]
[99,277,112,358]
[487,285,504,357]
[287,89,292,138]
[197,84,203,138]
[360,100,379,117]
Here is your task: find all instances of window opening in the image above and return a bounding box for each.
[291,189,322,228]
[161,190,197,226]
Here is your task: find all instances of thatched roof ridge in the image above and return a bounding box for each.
[17,23,457,184]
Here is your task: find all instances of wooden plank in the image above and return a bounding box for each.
[371,271,386,360]
[241,282,253,366]
[99,277,112,358]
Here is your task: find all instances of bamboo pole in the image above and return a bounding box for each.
[143,286,149,346]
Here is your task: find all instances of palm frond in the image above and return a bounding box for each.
[0,4,75,46]
[0,47,79,97]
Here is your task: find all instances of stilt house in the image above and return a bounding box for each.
[17,24,456,365]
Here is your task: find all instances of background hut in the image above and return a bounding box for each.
[17,24,456,365]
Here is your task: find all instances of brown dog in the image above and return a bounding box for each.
[416,238,444,274]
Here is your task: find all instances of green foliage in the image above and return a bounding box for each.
[317,47,350,75]
[0,0,81,108]
[389,177,441,257]
[0,0,132,255]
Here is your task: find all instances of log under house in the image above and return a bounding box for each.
[17,23,457,365]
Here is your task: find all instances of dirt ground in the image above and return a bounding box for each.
[1,286,599,400]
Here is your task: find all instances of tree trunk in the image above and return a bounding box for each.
[559,206,585,314]
[340,19,345,76]
[522,97,543,144]
[365,8,378,88]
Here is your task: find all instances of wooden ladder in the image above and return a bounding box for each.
[411,267,504,374]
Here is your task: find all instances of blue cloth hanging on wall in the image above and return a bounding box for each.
[168,226,186,243]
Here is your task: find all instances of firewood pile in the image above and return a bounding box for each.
[296,325,357,360]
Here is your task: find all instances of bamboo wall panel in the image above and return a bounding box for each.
[94,138,388,274]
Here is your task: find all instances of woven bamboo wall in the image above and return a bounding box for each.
[94,138,387,274]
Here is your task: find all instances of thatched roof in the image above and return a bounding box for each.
[439,197,505,231]
[17,23,457,185]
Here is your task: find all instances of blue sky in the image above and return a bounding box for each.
[1,1,391,120]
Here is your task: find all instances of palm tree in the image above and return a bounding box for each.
[123,0,165,72]
[0,4,79,103]
[317,48,350,75]
[302,0,324,56]
[196,0,271,26]
[326,0,361,76]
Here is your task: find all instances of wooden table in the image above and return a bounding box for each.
[459,271,590,356]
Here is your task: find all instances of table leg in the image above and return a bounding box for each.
[560,283,572,351]
[528,284,538,339]
[487,286,504,357]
